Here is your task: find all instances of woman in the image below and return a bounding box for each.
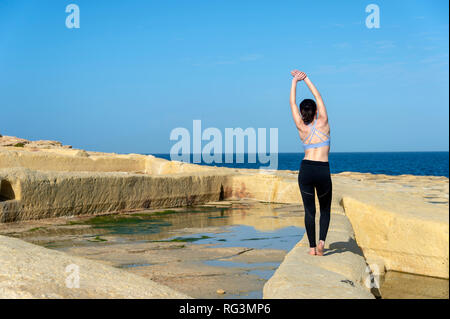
[289,70,332,256]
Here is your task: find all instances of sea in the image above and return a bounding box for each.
[149,152,449,178]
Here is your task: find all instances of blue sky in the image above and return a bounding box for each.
[0,0,448,153]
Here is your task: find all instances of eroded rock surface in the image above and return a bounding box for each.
[0,235,189,299]
[0,135,70,149]
[1,138,448,299]
[263,209,375,299]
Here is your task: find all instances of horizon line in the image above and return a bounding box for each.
[146,150,450,155]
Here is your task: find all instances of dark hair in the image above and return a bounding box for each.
[299,99,317,125]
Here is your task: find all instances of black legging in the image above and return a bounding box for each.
[298,159,332,248]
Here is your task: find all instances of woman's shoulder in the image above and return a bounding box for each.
[316,116,329,127]
[315,118,330,134]
[297,120,310,131]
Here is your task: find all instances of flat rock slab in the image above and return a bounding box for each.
[0,235,189,299]
[130,263,266,299]
[59,241,286,299]
[263,214,375,299]
[263,256,374,299]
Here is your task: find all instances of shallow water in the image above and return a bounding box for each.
[4,200,306,299]
[2,200,447,299]
[34,202,305,249]
[170,225,302,251]
[380,271,449,299]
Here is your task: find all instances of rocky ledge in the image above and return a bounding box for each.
[0,234,189,298]
[0,135,72,149]
[0,136,448,298]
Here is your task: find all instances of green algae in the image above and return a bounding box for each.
[61,207,230,236]
[28,227,46,232]
[64,213,173,236]
[132,210,178,217]
[242,236,281,241]
[154,235,213,243]
[70,215,142,225]
[67,210,180,226]
[88,235,107,242]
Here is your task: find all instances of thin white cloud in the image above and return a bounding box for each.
[375,40,396,50]
[333,42,351,49]
[190,53,263,67]
[239,54,263,62]
[215,60,235,65]
[419,53,449,66]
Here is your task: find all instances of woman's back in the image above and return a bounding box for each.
[289,70,331,162]
[298,117,330,162]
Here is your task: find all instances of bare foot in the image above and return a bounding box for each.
[308,247,316,256]
[316,240,325,256]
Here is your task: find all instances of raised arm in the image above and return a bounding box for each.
[303,76,328,122]
[290,77,303,130]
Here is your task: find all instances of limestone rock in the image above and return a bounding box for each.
[0,235,190,299]
[0,167,228,222]
[0,136,448,286]
[0,135,68,149]
[0,136,28,147]
[74,150,89,157]
[263,211,374,299]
